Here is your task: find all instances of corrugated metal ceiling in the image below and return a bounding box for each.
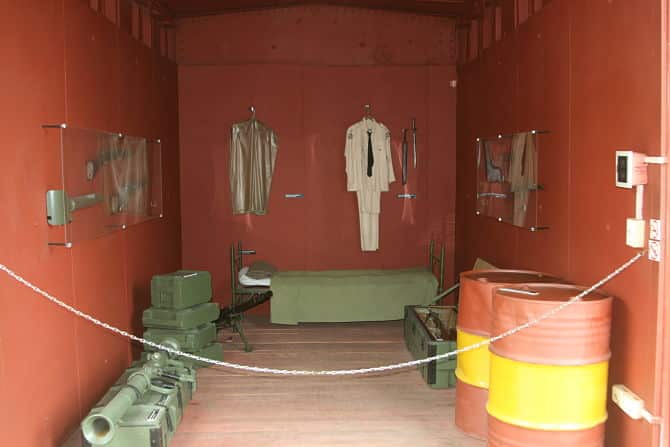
[162,0,469,18]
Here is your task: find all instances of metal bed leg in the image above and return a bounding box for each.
[232,315,253,352]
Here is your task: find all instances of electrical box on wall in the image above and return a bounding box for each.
[615,150,667,249]
[615,151,647,188]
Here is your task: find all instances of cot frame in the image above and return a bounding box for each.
[230,239,445,308]
[222,240,445,351]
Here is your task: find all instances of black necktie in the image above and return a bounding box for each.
[367,129,374,177]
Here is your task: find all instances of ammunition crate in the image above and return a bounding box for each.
[151,270,212,310]
[144,323,217,352]
[143,302,220,330]
[404,305,457,389]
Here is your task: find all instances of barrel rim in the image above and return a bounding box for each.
[456,326,491,337]
[488,345,613,365]
[460,269,564,283]
[493,282,613,304]
[486,407,609,432]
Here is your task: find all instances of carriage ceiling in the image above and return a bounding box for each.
[160,0,476,18]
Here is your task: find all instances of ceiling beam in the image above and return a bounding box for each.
[167,0,467,18]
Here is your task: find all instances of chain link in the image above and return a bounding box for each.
[0,251,644,376]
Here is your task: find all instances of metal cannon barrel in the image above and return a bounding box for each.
[81,371,152,445]
[487,283,612,447]
[455,269,562,441]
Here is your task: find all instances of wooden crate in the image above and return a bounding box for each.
[404,305,457,388]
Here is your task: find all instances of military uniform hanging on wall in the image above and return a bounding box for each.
[345,109,395,251]
[229,108,278,215]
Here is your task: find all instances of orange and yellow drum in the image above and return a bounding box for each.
[487,283,612,447]
[455,270,561,440]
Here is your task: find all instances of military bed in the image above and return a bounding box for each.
[228,240,445,326]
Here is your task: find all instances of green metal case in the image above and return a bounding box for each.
[144,323,217,352]
[404,305,457,389]
[143,302,220,330]
[151,270,212,310]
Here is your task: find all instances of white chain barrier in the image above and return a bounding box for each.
[0,251,644,376]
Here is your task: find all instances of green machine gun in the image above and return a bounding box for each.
[80,352,195,447]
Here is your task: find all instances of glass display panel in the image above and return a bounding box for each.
[475,131,547,230]
[46,126,162,246]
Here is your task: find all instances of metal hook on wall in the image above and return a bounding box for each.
[249,105,256,119]
[363,104,372,118]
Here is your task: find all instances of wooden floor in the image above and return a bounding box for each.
[172,317,485,447]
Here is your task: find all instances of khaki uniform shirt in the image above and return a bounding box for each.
[345,118,395,193]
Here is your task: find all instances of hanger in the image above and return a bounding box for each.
[363,104,374,120]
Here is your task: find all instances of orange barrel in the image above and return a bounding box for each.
[487,283,612,447]
[455,270,561,440]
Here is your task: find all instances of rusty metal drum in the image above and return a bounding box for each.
[455,270,561,440]
[487,283,612,447]
[454,378,489,439]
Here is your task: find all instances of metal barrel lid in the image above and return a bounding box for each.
[457,270,564,336]
[491,283,613,365]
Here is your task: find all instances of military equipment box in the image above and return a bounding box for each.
[144,323,217,352]
[143,302,220,330]
[151,270,212,310]
[404,305,457,389]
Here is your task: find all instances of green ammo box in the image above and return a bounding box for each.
[144,323,217,352]
[404,305,457,389]
[143,302,220,330]
[151,270,212,310]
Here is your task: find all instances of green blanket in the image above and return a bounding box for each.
[270,268,438,325]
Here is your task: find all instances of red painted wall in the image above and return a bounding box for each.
[0,1,181,445]
[456,1,662,445]
[177,6,457,66]
[178,7,457,312]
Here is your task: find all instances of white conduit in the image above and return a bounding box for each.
[0,251,644,376]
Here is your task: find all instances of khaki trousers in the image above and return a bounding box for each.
[356,189,381,251]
